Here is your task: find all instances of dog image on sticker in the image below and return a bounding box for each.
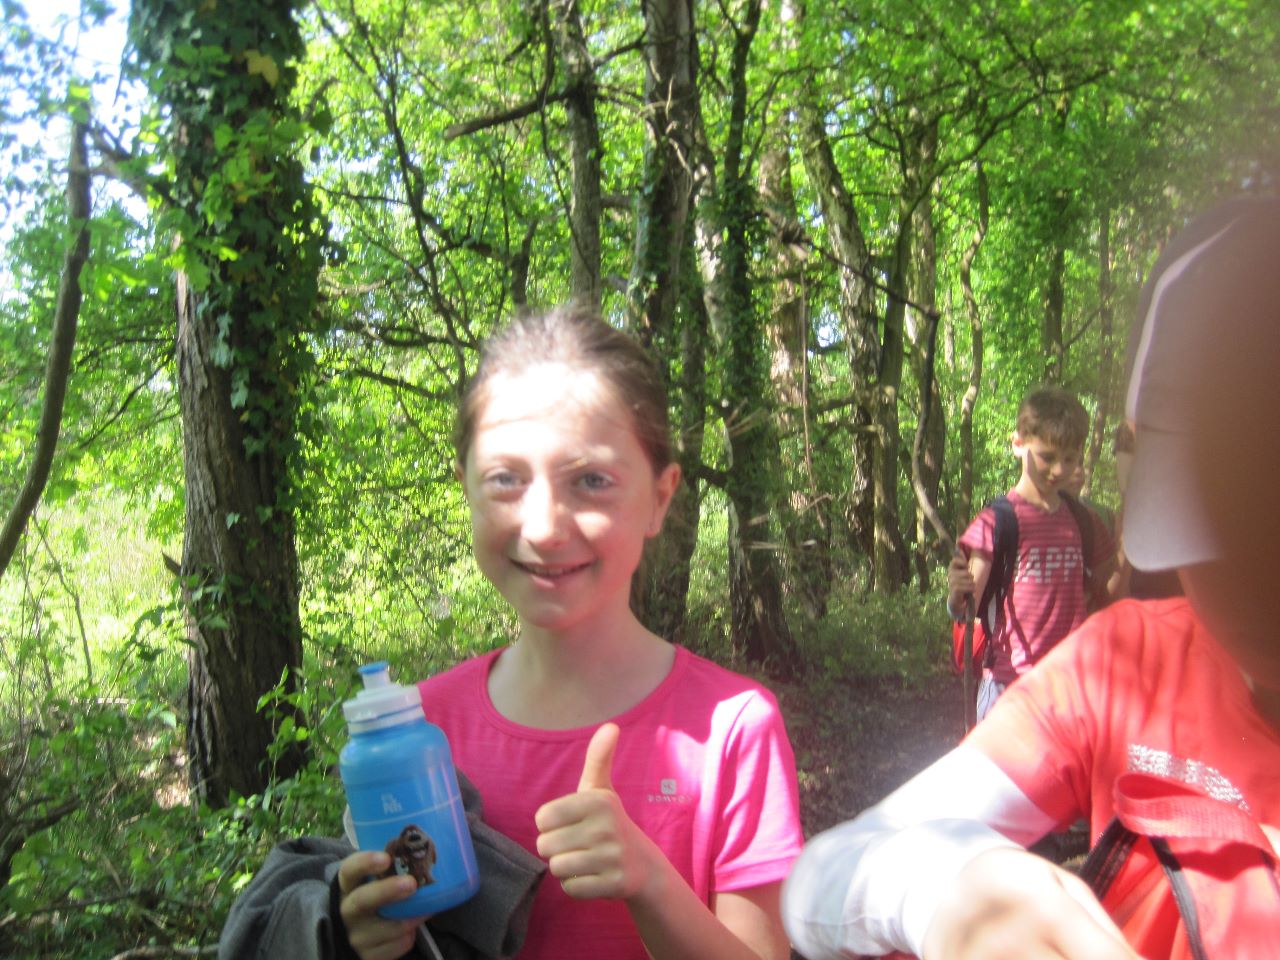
[382,823,437,887]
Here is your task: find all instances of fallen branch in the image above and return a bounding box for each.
[109,945,218,960]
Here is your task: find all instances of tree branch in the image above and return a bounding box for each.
[109,946,217,960]
[0,121,91,584]
[443,87,575,140]
[343,367,456,401]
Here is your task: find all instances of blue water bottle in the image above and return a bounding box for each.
[339,661,480,918]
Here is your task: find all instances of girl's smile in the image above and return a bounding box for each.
[511,558,595,586]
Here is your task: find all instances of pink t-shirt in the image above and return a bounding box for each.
[969,599,1280,959]
[960,491,1114,682]
[417,645,803,959]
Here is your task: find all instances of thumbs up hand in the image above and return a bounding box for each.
[576,719,620,792]
[534,723,663,902]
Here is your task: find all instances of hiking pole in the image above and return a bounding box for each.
[924,512,977,734]
[958,588,977,734]
[909,306,977,736]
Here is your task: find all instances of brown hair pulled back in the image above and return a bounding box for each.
[453,303,674,473]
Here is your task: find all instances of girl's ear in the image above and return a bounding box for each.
[1010,431,1025,457]
[647,463,682,537]
[454,461,468,499]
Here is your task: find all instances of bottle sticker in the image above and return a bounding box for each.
[350,787,476,895]
[379,823,437,888]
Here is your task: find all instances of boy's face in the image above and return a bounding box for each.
[1012,433,1081,500]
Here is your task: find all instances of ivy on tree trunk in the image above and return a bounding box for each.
[130,0,326,806]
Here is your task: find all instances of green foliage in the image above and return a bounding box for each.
[0,673,349,958]
[799,586,952,686]
[130,0,328,526]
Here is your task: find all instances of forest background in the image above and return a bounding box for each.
[1,0,1277,956]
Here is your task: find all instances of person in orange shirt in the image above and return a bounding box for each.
[782,196,1280,960]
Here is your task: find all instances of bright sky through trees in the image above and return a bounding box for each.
[2,2,138,246]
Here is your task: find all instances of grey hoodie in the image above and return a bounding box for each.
[218,773,546,960]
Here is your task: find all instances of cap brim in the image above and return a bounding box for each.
[1123,427,1219,572]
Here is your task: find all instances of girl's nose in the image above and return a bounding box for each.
[520,479,568,545]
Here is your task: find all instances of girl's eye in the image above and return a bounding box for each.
[484,471,523,491]
[578,472,614,492]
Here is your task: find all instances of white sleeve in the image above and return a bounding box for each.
[781,744,1057,959]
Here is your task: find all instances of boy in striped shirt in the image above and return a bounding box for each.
[947,387,1116,719]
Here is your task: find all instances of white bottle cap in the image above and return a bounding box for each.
[343,661,424,732]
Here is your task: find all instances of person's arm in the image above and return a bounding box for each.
[536,723,790,960]
[782,745,1050,959]
[711,884,790,960]
[785,618,1149,960]
[948,550,992,621]
[626,864,789,960]
[1108,545,1132,601]
[782,745,1141,960]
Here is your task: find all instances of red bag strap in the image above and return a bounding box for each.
[1112,771,1274,855]
[1088,772,1277,960]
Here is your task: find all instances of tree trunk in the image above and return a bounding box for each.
[691,0,797,670]
[629,0,695,344]
[905,118,943,590]
[177,273,307,804]
[760,127,831,619]
[874,221,912,592]
[1042,103,1071,383]
[549,0,603,306]
[629,0,700,643]
[131,0,323,805]
[788,0,880,570]
[1044,215,1067,384]
[637,249,708,643]
[1082,205,1114,495]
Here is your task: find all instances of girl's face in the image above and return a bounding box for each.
[460,363,679,636]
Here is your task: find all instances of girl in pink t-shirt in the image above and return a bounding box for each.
[337,304,802,960]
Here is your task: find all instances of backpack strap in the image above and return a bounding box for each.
[976,496,1018,646]
[1149,838,1210,960]
[1077,816,1137,896]
[1060,492,1095,592]
[1081,819,1210,960]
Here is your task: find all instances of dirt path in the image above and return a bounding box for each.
[778,671,965,837]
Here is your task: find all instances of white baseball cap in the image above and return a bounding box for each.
[1122,198,1280,571]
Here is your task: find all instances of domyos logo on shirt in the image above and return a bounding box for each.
[648,778,692,804]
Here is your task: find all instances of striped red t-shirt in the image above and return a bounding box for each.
[960,490,1114,682]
